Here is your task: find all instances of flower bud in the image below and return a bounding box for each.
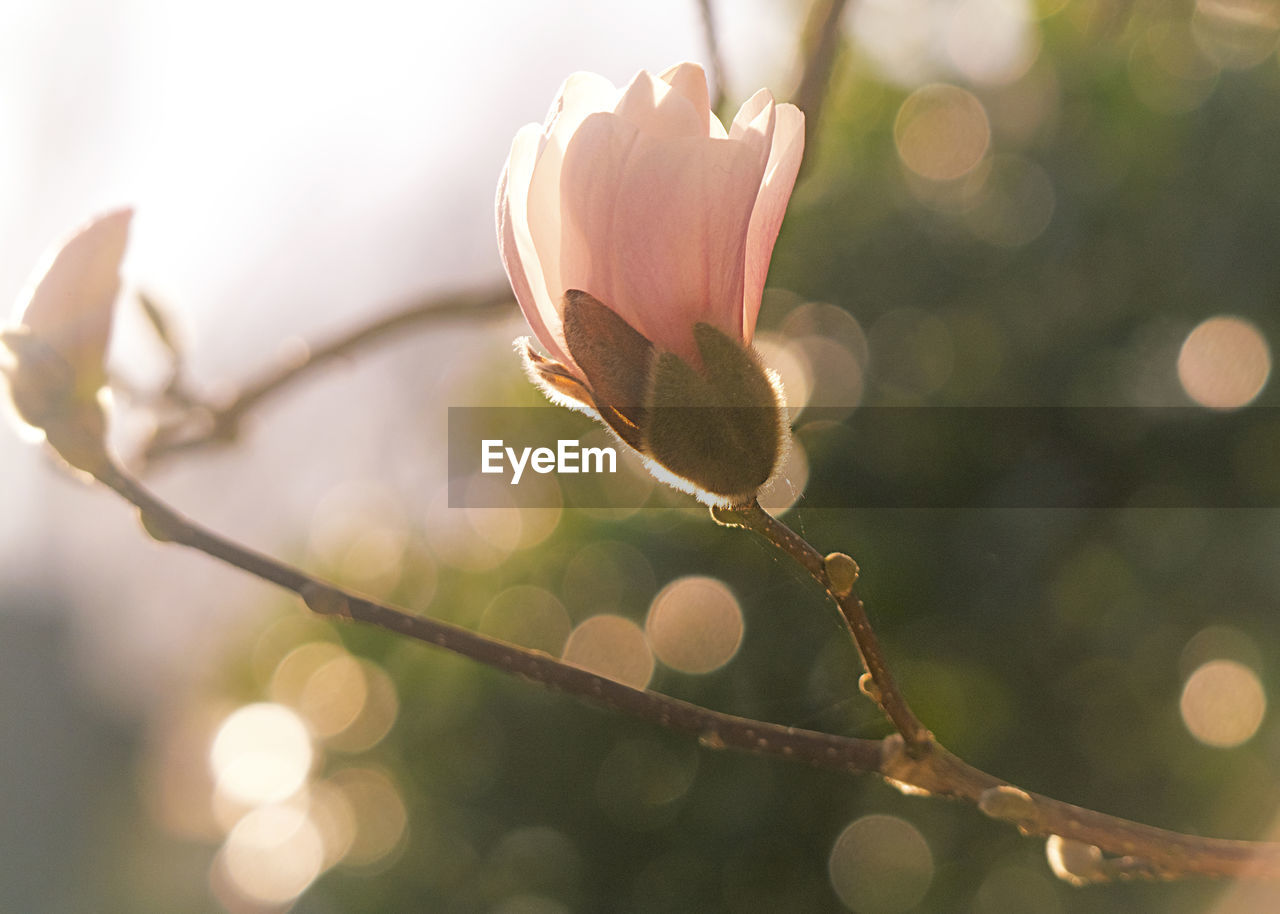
[645,323,784,503]
[497,64,804,506]
[2,208,131,475]
[823,552,860,597]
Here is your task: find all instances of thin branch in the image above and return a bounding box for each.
[696,0,728,117]
[82,456,1280,883]
[880,736,1280,882]
[792,0,850,170]
[714,500,929,749]
[94,457,883,773]
[137,286,514,465]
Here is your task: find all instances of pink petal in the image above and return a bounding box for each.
[657,62,712,135]
[560,114,772,363]
[522,72,621,356]
[556,111,641,341]
[497,123,572,367]
[15,207,132,386]
[729,88,774,141]
[542,71,620,134]
[612,69,705,140]
[742,103,804,343]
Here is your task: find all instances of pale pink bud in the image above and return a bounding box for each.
[8,207,133,394]
[2,208,132,473]
[496,63,804,373]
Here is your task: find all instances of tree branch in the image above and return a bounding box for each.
[696,0,728,118]
[135,286,514,466]
[94,457,883,773]
[792,0,850,170]
[82,456,1280,884]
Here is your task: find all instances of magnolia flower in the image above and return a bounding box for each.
[496,63,804,505]
[2,208,132,472]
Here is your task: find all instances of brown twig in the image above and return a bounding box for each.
[878,736,1280,882]
[79,456,1280,883]
[137,286,514,465]
[696,0,728,118]
[792,0,850,170]
[93,457,883,772]
[713,499,930,749]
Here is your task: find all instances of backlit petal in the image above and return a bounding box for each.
[497,123,572,367]
[742,103,804,343]
[524,72,622,354]
[657,62,713,135]
[565,128,769,362]
[613,69,705,140]
[14,207,132,390]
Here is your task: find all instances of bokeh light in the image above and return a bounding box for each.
[961,154,1056,247]
[827,815,934,912]
[210,703,313,807]
[1129,20,1221,114]
[308,481,410,594]
[946,0,1041,85]
[868,309,956,398]
[466,501,528,554]
[265,639,400,753]
[1180,659,1267,747]
[250,614,343,689]
[214,802,326,907]
[1180,625,1265,679]
[332,661,398,753]
[904,156,993,215]
[791,336,866,413]
[561,540,656,619]
[849,0,939,86]
[780,300,870,364]
[757,437,809,514]
[271,641,349,720]
[306,777,359,867]
[327,767,409,869]
[849,0,1040,87]
[778,301,869,417]
[290,650,399,752]
[480,585,573,656]
[484,825,582,904]
[645,576,745,675]
[1192,0,1280,69]
[894,84,991,182]
[561,615,655,689]
[425,481,514,572]
[595,738,698,829]
[755,331,814,418]
[1177,315,1271,409]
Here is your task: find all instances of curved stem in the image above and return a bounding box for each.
[715,500,929,748]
